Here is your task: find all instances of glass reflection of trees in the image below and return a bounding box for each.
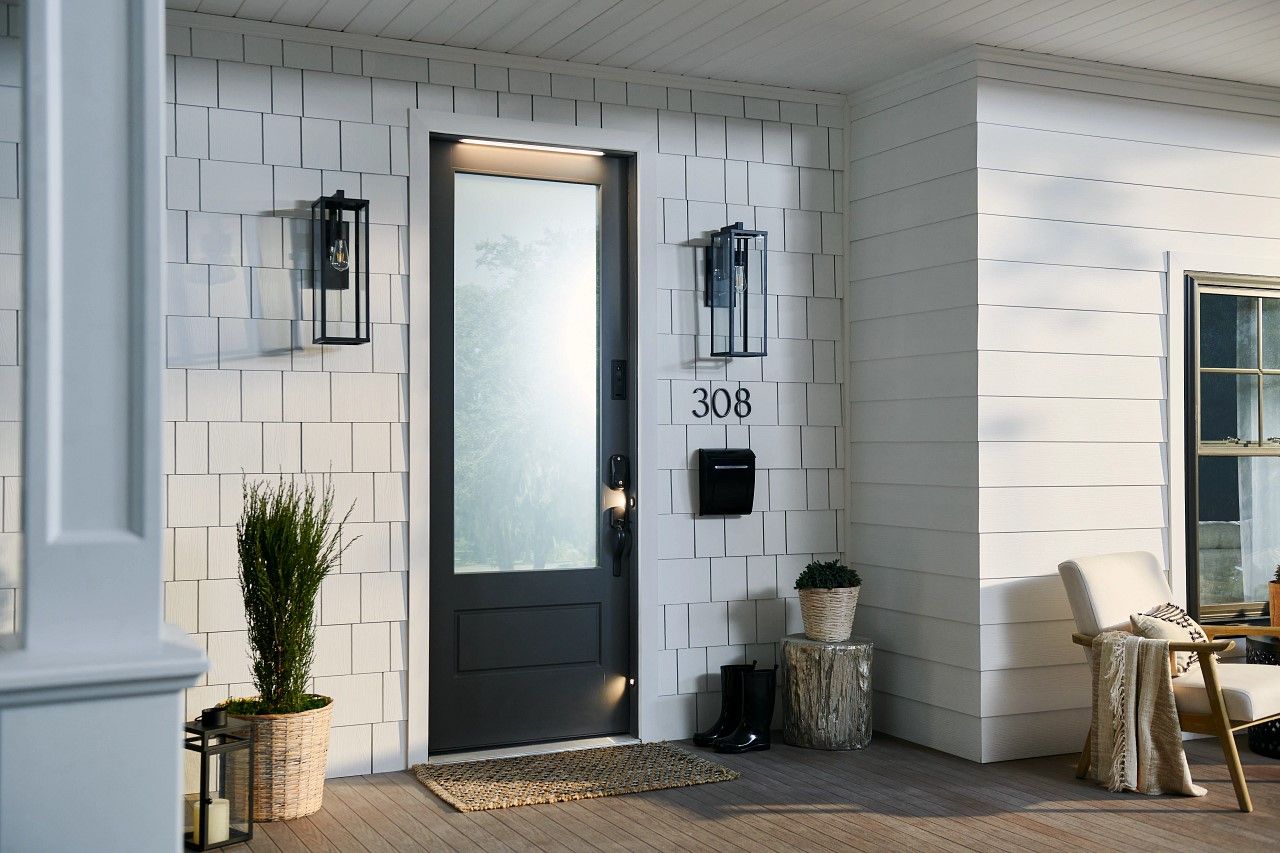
[454,228,597,573]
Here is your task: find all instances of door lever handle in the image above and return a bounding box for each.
[608,454,633,578]
[610,514,628,577]
[606,494,632,573]
[610,499,633,577]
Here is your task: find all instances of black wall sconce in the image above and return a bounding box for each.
[706,222,767,358]
[311,190,370,345]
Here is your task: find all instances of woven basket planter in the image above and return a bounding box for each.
[1271,582,1280,628]
[799,587,860,642]
[229,697,333,822]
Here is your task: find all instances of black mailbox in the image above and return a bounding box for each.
[698,449,756,516]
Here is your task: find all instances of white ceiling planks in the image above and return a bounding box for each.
[471,1,585,54]
[177,0,1280,93]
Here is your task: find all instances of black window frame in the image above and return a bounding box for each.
[1185,272,1280,623]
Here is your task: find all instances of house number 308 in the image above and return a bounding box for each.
[692,388,752,419]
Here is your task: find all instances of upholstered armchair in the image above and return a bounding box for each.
[1058,551,1280,812]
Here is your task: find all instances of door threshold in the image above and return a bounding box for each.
[427,734,640,765]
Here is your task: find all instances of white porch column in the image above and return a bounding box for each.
[0,2,205,851]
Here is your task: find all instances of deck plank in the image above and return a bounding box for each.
[216,735,1280,853]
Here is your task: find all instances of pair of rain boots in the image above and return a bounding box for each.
[692,662,776,754]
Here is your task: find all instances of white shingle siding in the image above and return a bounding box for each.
[0,39,16,635]
[0,21,824,777]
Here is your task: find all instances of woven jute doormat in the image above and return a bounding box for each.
[412,742,739,812]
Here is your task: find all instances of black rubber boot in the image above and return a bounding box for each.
[713,667,776,754]
[692,663,755,747]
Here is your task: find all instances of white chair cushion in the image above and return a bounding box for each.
[1058,551,1174,636]
[1173,663,1280,721]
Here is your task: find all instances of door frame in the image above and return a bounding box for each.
[407,110,658,764]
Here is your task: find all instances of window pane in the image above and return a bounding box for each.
[452,172,599,573]
[1198,456,1280,606]
[1200,293,1257,369]
[1200,372,1258,445]
[1265,374,1280,447]
[1263,298,1280,369]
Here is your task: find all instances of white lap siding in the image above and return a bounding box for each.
[974,63,1280,761]
[848,63,983,760]
[848,46,1280,762]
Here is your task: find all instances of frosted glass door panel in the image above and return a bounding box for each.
[453,172,600,573]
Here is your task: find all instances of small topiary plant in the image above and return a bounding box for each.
[795,559,861,591]
[225,478,352,716]
[1274,564,1280,584]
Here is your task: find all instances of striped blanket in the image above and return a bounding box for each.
[1090,631,1205,797]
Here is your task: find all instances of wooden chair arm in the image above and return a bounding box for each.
[1171,639,1235,654]
[1203,624,1280,639]
[1071,632,1234,654]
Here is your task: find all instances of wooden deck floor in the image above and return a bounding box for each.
[226,735,1280,852]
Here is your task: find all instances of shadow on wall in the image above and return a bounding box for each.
[172,206,359,369]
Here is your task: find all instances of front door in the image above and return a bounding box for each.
[428,137,632,753]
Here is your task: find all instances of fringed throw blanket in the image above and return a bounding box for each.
[1090,631,1205,797]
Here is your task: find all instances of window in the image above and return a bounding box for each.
[1188,274,1280,620]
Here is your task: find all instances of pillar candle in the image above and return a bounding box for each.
[191,797,230,845]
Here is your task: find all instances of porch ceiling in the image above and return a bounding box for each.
[166,0,1280,95]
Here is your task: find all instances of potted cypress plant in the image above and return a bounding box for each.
[795,559,862,642]
[1271,565,1280,628]
[223,479,351,821]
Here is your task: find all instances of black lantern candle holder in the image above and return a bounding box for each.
[183,707,253,850]
[311,190,371,345]
[705,222,767,358]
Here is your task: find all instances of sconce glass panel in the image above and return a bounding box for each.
[311,191,371,345]
[706,223,767,358]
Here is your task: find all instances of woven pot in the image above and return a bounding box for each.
[228,697,333,822]
[1270,582,1280,628]
[799,587,860,642]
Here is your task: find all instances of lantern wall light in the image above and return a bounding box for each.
[311,190,371,345]
[705,222,767,358]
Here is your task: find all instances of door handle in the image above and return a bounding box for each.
[608,454,633,577]
[610,508,631,578]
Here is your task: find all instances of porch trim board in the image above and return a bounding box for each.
[406,110,659,765]
[852,44,1280,120]
[166,10,846,107]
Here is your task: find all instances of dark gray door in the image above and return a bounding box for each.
[428,137,632,753]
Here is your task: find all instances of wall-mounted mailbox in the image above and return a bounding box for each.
[698,448,756,516]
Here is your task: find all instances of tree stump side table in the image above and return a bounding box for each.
[780,633,873,750]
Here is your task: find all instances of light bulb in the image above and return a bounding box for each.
[329,238,349,272]
[733,264,745,295]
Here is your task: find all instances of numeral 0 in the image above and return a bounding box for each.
[692,387,752,420]
[710,388,731,418]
